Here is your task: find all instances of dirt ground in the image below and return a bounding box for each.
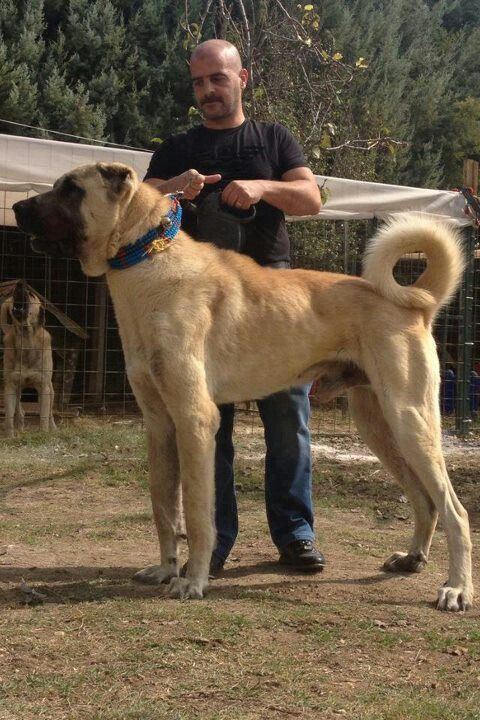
[0,415,479,720]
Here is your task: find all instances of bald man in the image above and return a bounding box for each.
[144,39,325,577]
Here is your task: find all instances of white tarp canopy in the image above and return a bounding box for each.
[294,175,471,226]
[0,132,472,227]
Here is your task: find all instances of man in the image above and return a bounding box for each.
[144,39,325,576]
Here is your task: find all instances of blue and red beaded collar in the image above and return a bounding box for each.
[108,194,182,270]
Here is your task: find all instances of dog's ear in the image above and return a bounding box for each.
[38,302,45,327]
[97,163,136,197]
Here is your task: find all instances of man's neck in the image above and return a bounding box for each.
[202,110,246,130]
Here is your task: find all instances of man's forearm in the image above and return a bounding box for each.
[144,176,186,194]
[258,179,321,216]
[144,169,222,200]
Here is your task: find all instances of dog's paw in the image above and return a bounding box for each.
[437,583,473,612]
[382,551,427,574]
[133,564,177,585]
[167,576,206,600]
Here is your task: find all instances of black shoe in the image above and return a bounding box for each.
[180,553,225,579]
[278,540,326,572]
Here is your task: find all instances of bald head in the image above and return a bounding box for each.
[190,40,243,72]
[189,39,247,129]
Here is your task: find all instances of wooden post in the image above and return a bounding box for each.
[463,158,479,194]
[87,279,108,405]
[455,226,475,436]
[53,342,81,410]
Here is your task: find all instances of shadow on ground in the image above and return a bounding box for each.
[0,560,415,608]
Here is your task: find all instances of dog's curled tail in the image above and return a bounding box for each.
[362,213,465,318]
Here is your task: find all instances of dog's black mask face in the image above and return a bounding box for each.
[13,176,86,258]
[11,280,30,323]
[8,280,45,328]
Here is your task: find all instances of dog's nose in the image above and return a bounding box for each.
[13,199,30,223]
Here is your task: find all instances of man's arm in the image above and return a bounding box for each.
[220,167,321,216]
[144,169,221,201]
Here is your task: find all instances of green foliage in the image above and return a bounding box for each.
[0,0,191,146]
[39,67,106,138]
[438,97,480,186]
[0,0,478,184]
[337,0,480,186]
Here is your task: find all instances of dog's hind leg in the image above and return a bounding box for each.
[349,386,437,573]
[130,387,182,587]
[366,338,473,611]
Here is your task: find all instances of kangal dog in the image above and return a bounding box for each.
[13,163,473,611]
[1,280,56,437]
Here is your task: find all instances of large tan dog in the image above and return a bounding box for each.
[13,163,473,610]
[1,280,56,437]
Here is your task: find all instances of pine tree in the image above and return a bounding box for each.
[38,66,106,138]
[0,0,41,132]
[126,0,195,145]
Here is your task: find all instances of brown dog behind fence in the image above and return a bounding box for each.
[0,279,56,437]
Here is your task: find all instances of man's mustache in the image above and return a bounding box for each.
[201,96,223,105]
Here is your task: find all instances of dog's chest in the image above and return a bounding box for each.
[11,342,44,373]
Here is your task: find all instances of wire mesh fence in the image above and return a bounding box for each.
[1,200,478,436]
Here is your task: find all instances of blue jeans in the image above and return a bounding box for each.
[213,384,315,561]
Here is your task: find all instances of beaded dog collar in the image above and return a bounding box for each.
[108,194,182,270]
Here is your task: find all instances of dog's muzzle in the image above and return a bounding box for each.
[13,197,45,239]
[13,198,77,258]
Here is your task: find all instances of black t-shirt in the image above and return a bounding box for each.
[144,120,307,265]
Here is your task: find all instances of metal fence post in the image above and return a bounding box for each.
[456,225,475,436]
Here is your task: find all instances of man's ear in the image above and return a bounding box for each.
[97,163,137,197]
[239,67,248,89]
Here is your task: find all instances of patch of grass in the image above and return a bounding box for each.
[234,468,263,497]
[425,626,480,657]
[0,516,81,544]
[354,688,480,720]
[1,419,146,464]
[102,461,148,488]
[3,430,54,448]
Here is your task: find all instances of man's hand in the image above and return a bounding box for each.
[179,169,221,200]
[221,180,264,209]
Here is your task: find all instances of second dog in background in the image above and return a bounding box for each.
[1,280,56,437]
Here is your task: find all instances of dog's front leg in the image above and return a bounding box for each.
[4,382,17,438]
[48,381,57,431]
[14,386,25,432]
[129,380,181,587]
[167,397,219,600]
[38,383,51,433]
